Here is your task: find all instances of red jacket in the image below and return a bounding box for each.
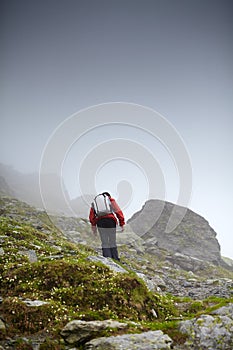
[89,197,125,227]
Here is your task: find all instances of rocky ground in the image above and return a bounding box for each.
[0,195,233,349]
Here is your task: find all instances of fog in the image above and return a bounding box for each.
[1,0,233,258]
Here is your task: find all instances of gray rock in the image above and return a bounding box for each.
[18,249,38,263]
[64,230,88,245]
[162,273,233,300]
[179,303,233,349]
[51,244,63,251]
[88,256,128,274]
[212,303,233,317]
[116,225,145,254]
[0,318,6,331]
[22,299,49,307]
[0,235,8,243]
[128,200,222,265]
[43,254,64,260]
[61,319,129,345]
[84,330,173,349]
[166,252,209,272]
[136,272,165,292]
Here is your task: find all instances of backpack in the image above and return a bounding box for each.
[92,193,113,217]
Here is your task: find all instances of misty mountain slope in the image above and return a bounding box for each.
[0,175,15,197]
[0,163,94,217]
[0,163,41,206]
[0,164,70,214]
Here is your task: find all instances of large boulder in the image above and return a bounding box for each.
[84,330,172,349]
[128,200,221,265]
[61,319,129,346]
[179,303,233,349]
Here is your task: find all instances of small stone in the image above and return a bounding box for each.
[18,249,38,263]
[0,319,6,331]
[23,299,49,307]
[0,235,8,243]
[87,256,128,274]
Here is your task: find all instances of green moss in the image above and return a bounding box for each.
[39,338,65,350]
[139,320,188,346]
[0,241,178,340]
[0,216,93,280]
[9,338,33,350]
[172,295,233,319]
[185,301,205,316]
[0,255,180,339]
[1,297,57,334]
[197,296,233,316]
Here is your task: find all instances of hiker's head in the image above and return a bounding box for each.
[102,192,111,197]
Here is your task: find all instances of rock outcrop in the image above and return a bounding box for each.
[61,319,129,346]
[128,199,221,265]
[61,304,233,350]
[61,320,172,349]
[84,330,172,350]
[179,303,233,349]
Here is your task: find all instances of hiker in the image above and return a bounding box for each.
[89,192,125,260]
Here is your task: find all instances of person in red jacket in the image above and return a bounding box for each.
[89,192,125,260]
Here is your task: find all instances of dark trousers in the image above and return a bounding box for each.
[97,218,120,260]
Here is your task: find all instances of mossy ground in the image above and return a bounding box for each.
[0,197,232,349]
[0,214,179,349]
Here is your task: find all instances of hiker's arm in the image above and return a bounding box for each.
[111,199,125,227]
[89,207,97,234]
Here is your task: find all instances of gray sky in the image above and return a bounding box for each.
[1,0,233,258]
